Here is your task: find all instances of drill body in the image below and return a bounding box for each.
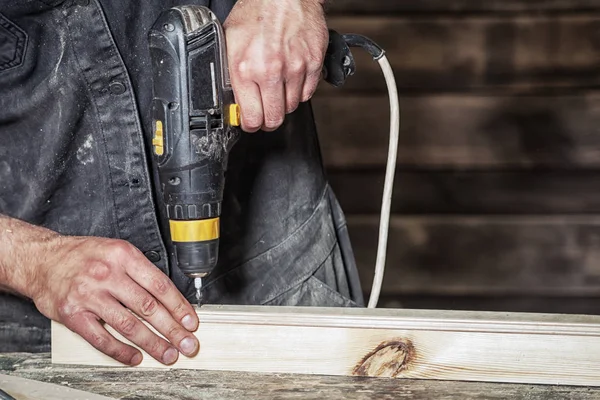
[148,5,357,303]
[148,6,241,296]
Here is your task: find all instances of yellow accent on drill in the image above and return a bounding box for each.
[229,104,241,127]
[153,120,164,156]
[169,218,220,242]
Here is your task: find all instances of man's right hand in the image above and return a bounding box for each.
[0,215,199,366]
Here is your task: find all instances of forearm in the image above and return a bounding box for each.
[0,214,58,298]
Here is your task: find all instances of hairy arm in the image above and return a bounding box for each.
[0,214,55,297]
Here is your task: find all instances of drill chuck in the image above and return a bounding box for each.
[169,219,220,277]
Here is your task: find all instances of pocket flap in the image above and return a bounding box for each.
[0,13,28,72]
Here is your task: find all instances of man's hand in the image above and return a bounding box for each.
[0,215,199,366]
[224,0,328,133]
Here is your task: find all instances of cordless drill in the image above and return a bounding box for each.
[148,6,240,304]
[148,6,357,305]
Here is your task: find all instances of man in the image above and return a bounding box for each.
[0,0,363,367]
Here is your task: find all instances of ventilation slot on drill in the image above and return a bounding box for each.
[190,117,207,129]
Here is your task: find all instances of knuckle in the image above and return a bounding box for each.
[146,339,164,357]
[87,261,111,281]
[288,59,305,76]
[116,314,138,336]
[172,302,186,318]
[306,54,324,75]
[90,332,110,350]
[167,323,183,340]
[302,84,318,103]
[152,276,172,296]
[286,102,299,114]
[234,60,251,78]
[109,240,136,260]
[265,117,284,130]
[140,296,158,317]
[244,116,262,131]
[57,300,79,320]
[110,346,132,364]
[74,281,91,297]
[264,109,284,129]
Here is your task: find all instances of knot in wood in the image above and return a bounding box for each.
[353,340,415,378]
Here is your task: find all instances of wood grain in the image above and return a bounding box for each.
[327,170,600,215]
[347,216,600,296]
[327,0,600,14]
[313,94,600,168]
[0,374,114,400]
[51,305,600,387]
[7,353,600,400]
[318,14,600,93]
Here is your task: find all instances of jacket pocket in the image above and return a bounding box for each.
[0,13,28,72]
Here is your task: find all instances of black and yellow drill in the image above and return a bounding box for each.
[148,5,359,305]
[148,6,241,304]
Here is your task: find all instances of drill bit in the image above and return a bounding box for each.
[194,277,203,307]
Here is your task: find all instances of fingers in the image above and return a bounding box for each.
[109,274,199,359]
[285,59,306,115]
[301,55,324,104]
[234,78,264,133]
[66,311,143,366]
[97,296,182,365]
[123,248,199,333]
[259,75,286,132]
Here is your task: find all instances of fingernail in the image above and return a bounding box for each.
[131,353,143,366]
[182,314,196,331]
[162,347,178,365]
[180,337,198,356]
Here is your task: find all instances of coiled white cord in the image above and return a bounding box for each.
[367,55,400,308]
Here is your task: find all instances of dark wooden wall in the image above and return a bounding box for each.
[314,0,600,313]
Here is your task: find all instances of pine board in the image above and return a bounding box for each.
[51,305,600,387]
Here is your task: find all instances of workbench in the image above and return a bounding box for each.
[1,353,599,399]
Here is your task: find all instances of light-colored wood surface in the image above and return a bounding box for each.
[52,305,600,387]
[7,353,600,400]
[0,373,114,400]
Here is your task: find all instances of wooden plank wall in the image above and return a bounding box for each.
[314,0,600,313]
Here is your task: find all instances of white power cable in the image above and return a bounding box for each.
[367,55,400,308]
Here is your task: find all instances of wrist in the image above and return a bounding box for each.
[0,215,60,299]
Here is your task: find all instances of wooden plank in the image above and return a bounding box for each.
[7,353,600,400]
[318,15,600,93]
[327,0,600,14]
[52,305,600,387]
[0,374,114,400]
[313,94,600,168]
[347,216,600,297]
[327,170,600,215]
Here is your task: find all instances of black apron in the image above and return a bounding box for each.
[0,0,364,352]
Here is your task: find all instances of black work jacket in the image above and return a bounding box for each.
[0,0,362,316]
